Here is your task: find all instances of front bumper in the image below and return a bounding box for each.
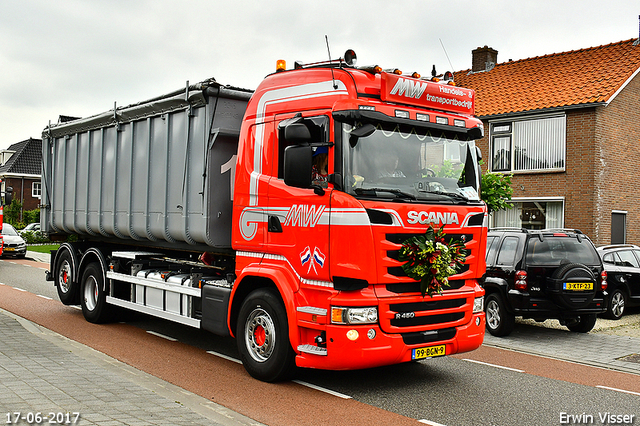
[1,246,27,257]
[294,312,485,370]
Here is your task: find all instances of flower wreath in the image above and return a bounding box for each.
[398,225,468,297]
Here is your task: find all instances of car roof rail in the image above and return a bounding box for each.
[597,243,638,250]
[489,227,529,233]
[538,228,583,234]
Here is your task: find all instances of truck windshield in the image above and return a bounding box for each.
[341,122,481,203]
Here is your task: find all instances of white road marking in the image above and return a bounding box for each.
[462,358,525,373]
[146,330,177,341]
[419,419,447,426]
[596,385,640,396]
[292,380,352,399]
[206,350,242,364]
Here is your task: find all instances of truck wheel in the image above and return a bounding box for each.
[604,289,626,320]
[55,249,79,305]
[236,288,295,382]
[485,293,515,337]
[566,314,597,333]
[80,262,112,324]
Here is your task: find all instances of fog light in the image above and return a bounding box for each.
[473,297,484,313]
[347,330,359,341]
[367,329,376,340]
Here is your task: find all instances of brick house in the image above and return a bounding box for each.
[0,138,43,220]
[454,39,640,245]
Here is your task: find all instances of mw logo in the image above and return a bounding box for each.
[389,78,427,99]
[284,204,326,227]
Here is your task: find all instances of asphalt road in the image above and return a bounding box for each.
[1,257,638,426]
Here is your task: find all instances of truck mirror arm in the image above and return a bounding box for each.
[328,173,342,191]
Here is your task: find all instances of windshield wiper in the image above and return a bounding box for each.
[355,187,417,200]
[420,190,469,202]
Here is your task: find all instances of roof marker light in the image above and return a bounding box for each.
[411,72,421,79]
[416,113,429,122]
[276,59,286,72]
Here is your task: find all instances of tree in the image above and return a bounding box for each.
[4,199,23,226]
[481,172,514,213]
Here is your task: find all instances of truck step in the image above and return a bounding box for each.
[297,344,328,356]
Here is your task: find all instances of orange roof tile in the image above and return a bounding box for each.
[454,39,640,117]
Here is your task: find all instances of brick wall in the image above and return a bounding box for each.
[477,73,640,245]
[594,72,640,245]
[4,177,40,219]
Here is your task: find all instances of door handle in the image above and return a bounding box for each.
[268,215,283,233]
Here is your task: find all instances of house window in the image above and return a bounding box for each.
[491,199,564,230]
[32,182,42,199]
[490,116,566,172]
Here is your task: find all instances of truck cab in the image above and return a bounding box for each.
[230,53,487,379]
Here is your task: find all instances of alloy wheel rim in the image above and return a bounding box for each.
[84,276,98,311]
[245,308,276,363]
[58,260,71,293]
[487,300,501,329]
[611,292,625,318]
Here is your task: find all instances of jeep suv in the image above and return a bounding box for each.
[482,228,607,336]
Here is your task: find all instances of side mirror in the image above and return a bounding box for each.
[4,186,12,206]
[284,145,312,188]
[284,123,312,144]
[349,123,376,148]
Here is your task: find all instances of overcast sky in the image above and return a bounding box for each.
[1,0,638,151]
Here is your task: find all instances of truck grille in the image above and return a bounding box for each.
[384,232,473,279]
[401,328,457,345]
[375,229,479,336]
[378,294,472,334]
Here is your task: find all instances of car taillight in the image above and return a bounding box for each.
[515,270,528,291]
[600,270,607,291]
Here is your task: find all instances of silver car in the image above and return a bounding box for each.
[1,223,27,258]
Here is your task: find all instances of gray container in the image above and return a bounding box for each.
[41,80,252,251]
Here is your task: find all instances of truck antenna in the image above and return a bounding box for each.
[325,35,338,89]
[439,38,455,71]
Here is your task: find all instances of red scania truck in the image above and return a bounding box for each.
[42,50,487,382]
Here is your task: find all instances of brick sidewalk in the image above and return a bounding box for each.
[483,321,640,375]
[0,309,261,426]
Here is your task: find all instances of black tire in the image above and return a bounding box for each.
[485,293,515,337]
[236,288,295,382]
[549,263,597,309]
[604,288,626,320]
[80,262,112,324]
[55,248,79,305]
[566,314,597,333]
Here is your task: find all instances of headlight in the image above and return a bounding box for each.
[473,297,484,313]
[331,306,378,324]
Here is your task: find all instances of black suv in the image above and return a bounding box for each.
[596,244,640,320]
[482,228,607,336]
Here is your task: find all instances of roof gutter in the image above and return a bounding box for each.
[477,102,608,120]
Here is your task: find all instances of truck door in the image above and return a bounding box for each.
[266,114,331,286]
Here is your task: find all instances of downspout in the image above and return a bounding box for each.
[21,177,24,222]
